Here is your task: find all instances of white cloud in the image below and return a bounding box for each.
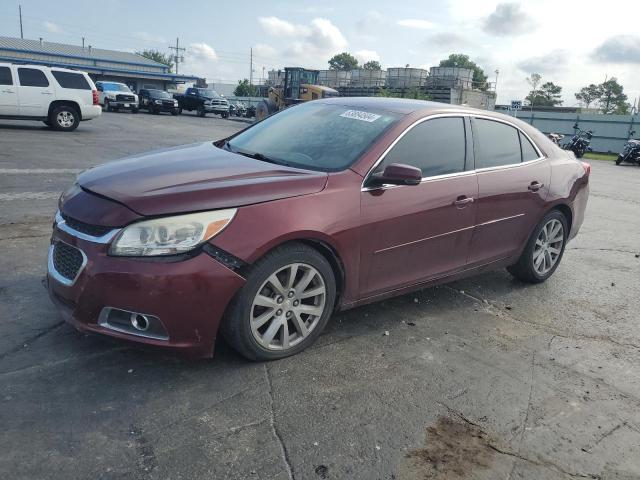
[397,19,436,30]
[133,31,166,44]
[182,43,219,78]
[482,3,537,36]
[355,50,381,64]
[257,16,310,37]
[257,16,348,67]
[43,21,61,33]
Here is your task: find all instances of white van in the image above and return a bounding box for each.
[0,63,101,131]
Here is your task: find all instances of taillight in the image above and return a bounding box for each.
[92,89,99,105]
[581,161,591,176]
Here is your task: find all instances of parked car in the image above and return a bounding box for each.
[48,98,589,360]
[138,89,179,115]
[0,63,101,131]
[95,81,139,113]
[174,87,229,118]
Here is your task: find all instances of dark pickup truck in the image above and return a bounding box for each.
[174,87,230,118]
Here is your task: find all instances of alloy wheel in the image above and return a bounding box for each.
[533,218,564,276]
[56,111,75,129]
[250,263,326,351]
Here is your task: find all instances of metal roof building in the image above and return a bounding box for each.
[0,36,200,91]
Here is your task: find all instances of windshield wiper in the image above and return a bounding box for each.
[226,144,285,166]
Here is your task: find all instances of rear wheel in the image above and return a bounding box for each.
[50,105,80,132]
[615,155,623,165]
[221,243,336,361]
[507,210,567,283]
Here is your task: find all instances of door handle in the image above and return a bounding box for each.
[528,181,544,192]
[41,91,53,95]
[454,196,474,208]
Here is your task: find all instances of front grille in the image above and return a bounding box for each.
[60,213,114,237]
[162,100,175,106]
[116,94,135,102]
[52,242,84,282]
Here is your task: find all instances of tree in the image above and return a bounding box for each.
[575,84,602,109]
[598,77,628,114]
[438,54,488,88]
[526,81,563,107]
[362,60,382,70]
[136,49,174,72]
[377,87,432,101]
[234,79,257,97]
[328,52,359,71]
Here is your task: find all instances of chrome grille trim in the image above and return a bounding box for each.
[55,211,121,244]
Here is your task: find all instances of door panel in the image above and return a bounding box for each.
[0,66,18,115]
[17,67,53,117]
[360,173,478,297]
[469,162,550,264]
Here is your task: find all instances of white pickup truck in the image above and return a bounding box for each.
[0,63,101,131]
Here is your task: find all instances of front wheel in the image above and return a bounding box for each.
[103,99,111,112]
[507,210,568,283]
[171,109,179,116]
[221,243,336,361]
[131,107,139,114]
[197,105,206,117]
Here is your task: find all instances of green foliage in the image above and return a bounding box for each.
[328,52,359,71]
[526,81,563,107]
[234,79,257,97]
[137,49,174,72]
[377,87,432,101]
[438,54,488,88]
[575,84,601,109]
[362,60,382,70]
[598,78,628,114]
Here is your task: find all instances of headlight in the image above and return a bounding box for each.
[107,94,116,99]
[173,100,178,105]
[154,99,162,104]
[110,209,236,256]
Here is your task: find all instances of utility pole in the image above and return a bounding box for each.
[169,38,186,74]
[19,5,23,39]
[82,37,85,49]
[249,48,253,85]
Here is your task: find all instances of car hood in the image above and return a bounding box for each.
[78,142,328,216]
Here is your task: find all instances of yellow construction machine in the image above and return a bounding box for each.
[256,67,339,121]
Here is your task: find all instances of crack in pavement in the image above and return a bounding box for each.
[568,247,639,255]
[581,422,627,454]
[0,321,65,361]
[444,285,640,351]
[264,364,295,480]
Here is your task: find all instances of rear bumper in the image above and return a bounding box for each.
[80,105,102,120]
[47,222,245,357]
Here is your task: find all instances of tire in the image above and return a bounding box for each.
[615,155,623,165]
[575,150,584,159]
[256,99,277,122]
[222,112,229,119]
[103,99,111,112]
[151,107,159,115]
[507,210,568,283]
[171,109,179,116]
[132,107,139,114]
[220,243,337,361]
[177,107,183,115]
[197,105,206,117]
[49,105,80,132]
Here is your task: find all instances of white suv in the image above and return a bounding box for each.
[95,81,139,113]
[0,63,101,131]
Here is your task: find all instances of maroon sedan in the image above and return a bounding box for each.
[47,98,589,360]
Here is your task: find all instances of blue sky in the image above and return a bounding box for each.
[2,0,639,106]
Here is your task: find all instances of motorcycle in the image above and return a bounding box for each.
[563,123,593,158]
[616,130,640,166]
[547,133,564,146]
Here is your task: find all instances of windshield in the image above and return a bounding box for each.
[149,90,172,99]
[102,82,132,93]
[226,102,400,172]
[197,89,220,98]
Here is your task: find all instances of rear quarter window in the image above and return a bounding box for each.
[52,71,91,90]
[0,66,12,85]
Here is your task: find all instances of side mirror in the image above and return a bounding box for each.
[370,163,422,187]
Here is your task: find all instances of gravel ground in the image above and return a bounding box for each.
[1,112,639,480]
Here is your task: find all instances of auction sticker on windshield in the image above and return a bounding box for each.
[340,110,381,122]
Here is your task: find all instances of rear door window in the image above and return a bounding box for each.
[377,117,467,178]
[17,68,49,87]
[0,66,13,85]
[52,71,91,90]
[473,118,522,168]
